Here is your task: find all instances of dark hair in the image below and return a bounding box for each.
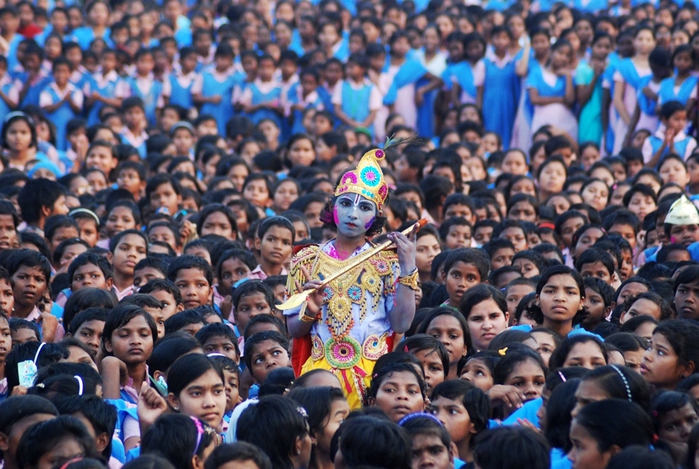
[574,248,615,277]
[416,307,471,352]
[147,333,202,375]
[67,252,113,284]
[653,320,699,371]
[286,386,346,439]
[460,285,507,320]
[101,304,158,356]
[54,395,117,459]
[195,323,239,355]
[580,365,652,411]
[167,255,214,288]
[0,395,58,436]
[367,362,427,403]
[166,353,224,399]
[544,378,580,452]
[243,331,289,371]
[204,442,272,469]
[431,380,490,435]
[141,414,215,469]
[442,248,490,282]
[607,445,674,469]
[139,279,182,304]
[236,395,310,469]
[335,416,412,469]
[196,204,238,238]
[473,427,550,469]
[17,178,65,224]
[109,229,149,254]
[164,309,205,335]
[573,399,654,451]
[7,249,51,283]
[493,348,546,385]
[400,334,450,379]
[16,415,99,469]
[548,335,607,371]
[231,280,276,313]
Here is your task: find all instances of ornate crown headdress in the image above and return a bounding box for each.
[334,137,406,210]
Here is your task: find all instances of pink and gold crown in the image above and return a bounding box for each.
[335,148,389,210]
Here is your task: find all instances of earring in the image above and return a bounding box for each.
[173,406,179,411]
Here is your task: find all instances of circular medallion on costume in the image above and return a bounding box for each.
[311,335,324,361]
[375,149,384,159]
[325,337,361,369]
[360,167,380,187]
[363,334,388,360]
[370,258,390,275]
[361,274,378,290]
[329,295,351,317]
[323,287,334,302]
[347,285,362,302]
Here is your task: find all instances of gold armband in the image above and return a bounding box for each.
[298,302,319,323]
[398,269,419,291]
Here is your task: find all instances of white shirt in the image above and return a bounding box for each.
[39,82,84,109]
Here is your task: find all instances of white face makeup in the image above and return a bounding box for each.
[333,193,377,238]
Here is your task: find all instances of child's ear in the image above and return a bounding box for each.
[94,431,110,453]
[103,338,113,354]
[207,286,213,304]
[176,303,185,313]
[254,237,262,251]
[0,432,9,452]
[105,278,114,290]
[40,204,52,219]
[167,393,180,411]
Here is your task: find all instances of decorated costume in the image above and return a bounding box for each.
[284,147,417,408]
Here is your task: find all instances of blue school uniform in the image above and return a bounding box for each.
[0,80,13,134]
[287,83,324,136]
[200,71,237,136]
[340,80,374,134]
[86,73,122,126]
[483,54,518,149]
[70,26,113,50]
[635,75,659,123]
[526,65,567,104]
[44,85,79,151]
[441,61,477,103]
[573,0,608,11]
[383,58,428,130]
[126,76,163,127]
[6,34,23,73]
[17,72,52,107]
[647,134,693,164]
[168,72,195,109]
[248,81,282,127]
[659,75,699,106]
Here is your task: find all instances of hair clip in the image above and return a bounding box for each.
[557,371,567,383]
[297,406,308,418]
[59,457,83,469]
[610,365,633,402]
[403,345,409,353]
[498,347,508,356]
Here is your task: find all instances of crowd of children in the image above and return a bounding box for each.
[6,0,699,467]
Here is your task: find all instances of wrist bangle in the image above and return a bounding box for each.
[398,269,419,291]
[298,302,318,323]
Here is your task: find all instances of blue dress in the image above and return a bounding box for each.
[441,61,477,103]
[17,73,52,107]
[168,72,194,110]
[483,54,518,149]
[126,77,163,127]
[340,81,373,134]
[248,81,282,127]
[200,71,237,135]
[44,85,79,151]
[286,83,324,136]
[86,73,122,126]
[658,75,699,106]
[70,26,113,50]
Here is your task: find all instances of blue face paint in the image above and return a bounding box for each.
[334,194,377,238]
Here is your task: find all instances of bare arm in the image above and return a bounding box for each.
[613,79,630,123]
[563,73,575,106]
[528,87,564,106]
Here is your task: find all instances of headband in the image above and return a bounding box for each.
[3,111,32,124]
[69,208,101,226]
[398,412,444,427]
[74,375,84,396]
[190,416,205,456]
[610,365,633,402]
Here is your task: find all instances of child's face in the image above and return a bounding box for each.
[136,54,155,75]
[323,63,342,84]
[124,106,146,131]
[0,317,10,361]
[501,152,528,175]
[174,268,212,310]
[150,289,181,321]
[410,433,452,469]
[667,110,688,134]
[492,31,510,52]
[416,234,441,275]
[583,287,608,329]
[150,182,181,215]
[105,314,154,365]
[373,370,425,423]
[203,335,238,362]
[49,225,79,255]
[258,59,275,80]
[5,120,33,153]
[235,292,272,331]
[149,226,178,253]
[0,279,13,317]
[219,258,251,295]
[411,349,445,392]
[444,203,473,221]
[106,206,137,239]
[467,299,509,351]
[133,267,165,290]
[143,306,165,339]
[537,273,583,324]
[255,226,293,267]
[560,217,586,248]
[75,218,98,248]
[72,319,104,354]
[443,261,481,305]
[201,212,234,239]
[660,158,689,186]
[445,225,471,249]
[113,234,148,277]
[53,64,71,86]
[170,368,226,430]
[503,359,545,405]
[429,395,474,446]
[12,265,47,309]
[425,315,467,367]
[117,169,144,198]
[71,262,111,292]
[222,369,240,413]
[11,326,39,348]
[249,339,290,383]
